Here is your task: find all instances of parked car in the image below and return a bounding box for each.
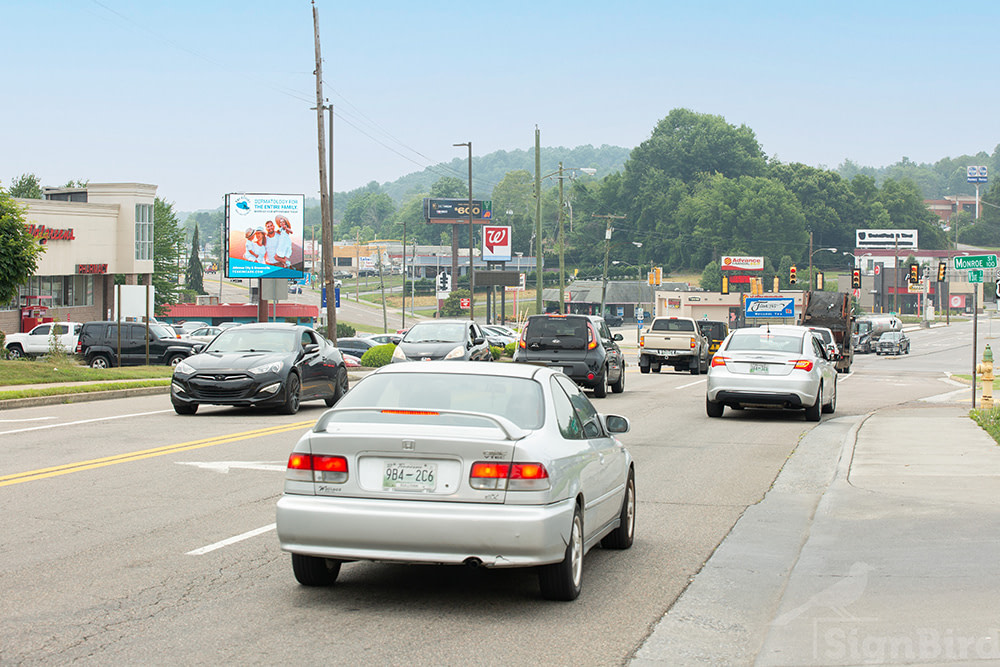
[275,360,635,600]
[170,323,349,415]
[391,320,492,363]
[5,322,82,359]
[364,333,401,346]
[184,326,224,344]
[177,320,210,335]
[336,336,380,361]
[876,331,910,355]
[482,324,518,348]
[76,321,200,368]
[513,314,626,397]
[706,325,837,421]
[603,313,624,328]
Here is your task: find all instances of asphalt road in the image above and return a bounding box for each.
[0,319,988,665]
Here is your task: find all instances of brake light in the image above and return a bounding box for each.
[792,359,814,371]
[470,461,550,490]
[286,453,348,483]
[381,409,440,415]
[689,337,696,349]
[518,330,527,349]
[711,356,728,367]
[639,335,645,347]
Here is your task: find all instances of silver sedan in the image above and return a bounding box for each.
[705,325,837,421]
[276,361,635,601]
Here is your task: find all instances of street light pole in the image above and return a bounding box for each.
[454,141,474,317]
[558,162,566,313]
[534,126,542,314]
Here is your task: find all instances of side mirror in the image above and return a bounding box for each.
[303,343,320,354]
[603,414,630,434]
[193,343,205,353]
[473,337,485,346]
[613,333,623,341]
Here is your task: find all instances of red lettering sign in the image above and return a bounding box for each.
[460,298,471,309]
[26,224,75,241]
[76,264,108,274]
[484,226,509,253]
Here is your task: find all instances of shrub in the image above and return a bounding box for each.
[359,343,394,367]
[490,345,503,360]
[504,342,516,357]
[337,322,356,338]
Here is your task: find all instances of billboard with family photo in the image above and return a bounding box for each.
[224,193,305,279]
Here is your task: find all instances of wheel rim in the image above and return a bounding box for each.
[570,515,583,588]
[337,366,349,396]
[288,377,300,411]
[625,480,635,539]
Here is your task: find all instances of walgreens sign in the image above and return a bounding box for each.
[482,225,512,261]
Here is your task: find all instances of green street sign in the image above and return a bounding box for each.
[954,254,998,270]
[969,269,984,283]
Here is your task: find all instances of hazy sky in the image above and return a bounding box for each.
[4,1,998,212]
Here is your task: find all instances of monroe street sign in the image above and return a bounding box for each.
[954,254,998,270]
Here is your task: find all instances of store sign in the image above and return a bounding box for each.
[482,225,512,261]
[26,224,75,241]
[720,256,764,271]
[77,264,108,274]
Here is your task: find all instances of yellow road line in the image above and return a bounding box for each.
[0,420,314,488]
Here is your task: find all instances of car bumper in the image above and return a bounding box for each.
[275,494,575,567]
[170,375,288,407]
[707,372,819,408]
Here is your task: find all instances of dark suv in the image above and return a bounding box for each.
[513,314,625,397]
[77,321,200,368]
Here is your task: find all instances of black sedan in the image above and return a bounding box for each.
[170,323,349,415]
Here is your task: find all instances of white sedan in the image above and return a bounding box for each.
[706,325,837,421]
[276,361,635,601]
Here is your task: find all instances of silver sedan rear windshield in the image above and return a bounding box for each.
[726,332,803,354]
[337,373,544,429]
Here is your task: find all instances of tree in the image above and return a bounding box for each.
[8,173,42,199]
[0,186,45,305]
[185,224,205,294]
[430,177,467,198]
[699,260,722,291]
[152,198,184,315]
[343,192,395,237]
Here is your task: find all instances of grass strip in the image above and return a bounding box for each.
[0,379,171,401]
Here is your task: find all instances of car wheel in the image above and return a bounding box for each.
[611,364,625,394]
[706,396,724,418]
[651,363,661,373]
[90,354,111,369]
[639,364,650,374]
[325,364,349,407]
[538,506,583,601]
[278,373,301,415]
[6,345,24,360]
[689,359,700,375]
[291,553,341,586]
[822,378,837,414]
[805,384,822,422]
[593,366,608,398]
[168,354,187,367]
[173,402,198,415]
[601,469,635,550]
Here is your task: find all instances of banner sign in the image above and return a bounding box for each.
[225,193,305,279]
[721,256,764,271]
[482,225,512,261]
[744,297,795,318]
[424,198,492,223]
[855,229,918,250]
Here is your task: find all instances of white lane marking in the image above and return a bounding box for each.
[176,461,285,474]
[187,523,277,556]
[0,417,54,423]
[0,410,173,436]
[676,379,706,390]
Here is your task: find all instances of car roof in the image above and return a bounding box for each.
[370,359,551,380]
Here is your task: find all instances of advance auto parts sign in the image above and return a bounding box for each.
[744,297,795,318]
[721,256,764,271]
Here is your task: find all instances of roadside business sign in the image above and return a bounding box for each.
[967,166,989,183]
[720,256,764,271]
[224,193,305,280]
[954,254,998,270]
[744,296,795,318]
[855,229,918,250]
[482,225,512,261]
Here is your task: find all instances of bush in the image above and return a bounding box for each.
[490,345,504,360]
[504,342,516,357]
[359,343,394,367]
[337,322,356,338]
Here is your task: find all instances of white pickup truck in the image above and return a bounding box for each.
[638,316,710,375]
[4,322,82,359]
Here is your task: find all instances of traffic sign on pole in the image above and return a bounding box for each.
[969,269,984,283]
[954,254,998,270]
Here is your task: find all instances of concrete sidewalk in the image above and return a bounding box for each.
[633,403,1000,665]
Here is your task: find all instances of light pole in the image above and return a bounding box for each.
[542,163,596,313]
[808,240,837,290]
[454,141,474,317]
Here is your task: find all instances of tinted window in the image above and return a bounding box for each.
[550,377,583,439]
[32,325,51,336]
[555,376,604,439]
[726,332,803,353]
[525,317,589,349]
[206,328,298,353]
[404,322,466,343]
[651,319,695,332]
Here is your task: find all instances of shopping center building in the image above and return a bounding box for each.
[2,183,156,334]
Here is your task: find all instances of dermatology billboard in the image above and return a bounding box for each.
[225,193,305,279]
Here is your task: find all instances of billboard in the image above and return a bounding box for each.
[225,193,305,279]
[720,256,764,271]
[424,198,492,223]
[855,229,918,250]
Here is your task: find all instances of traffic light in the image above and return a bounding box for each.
[815,271,824,290]
[437,272,451,292]
[789,265,797,285]
[937,262,947,282]
[909,263,919,284]
[851,269,861,289]
[721,275,729,295]
[654,266,663,285]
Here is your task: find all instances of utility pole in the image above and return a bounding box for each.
[594,213,626,317]
[558,162,566,313]
[534,126,543,314]
[312,1,336,341]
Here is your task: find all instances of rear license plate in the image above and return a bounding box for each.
[383,461,437,491]
[749,363,769,374]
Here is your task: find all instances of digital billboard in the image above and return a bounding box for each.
[225,193,305,279]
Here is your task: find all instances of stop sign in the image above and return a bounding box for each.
[874,264,881,276]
